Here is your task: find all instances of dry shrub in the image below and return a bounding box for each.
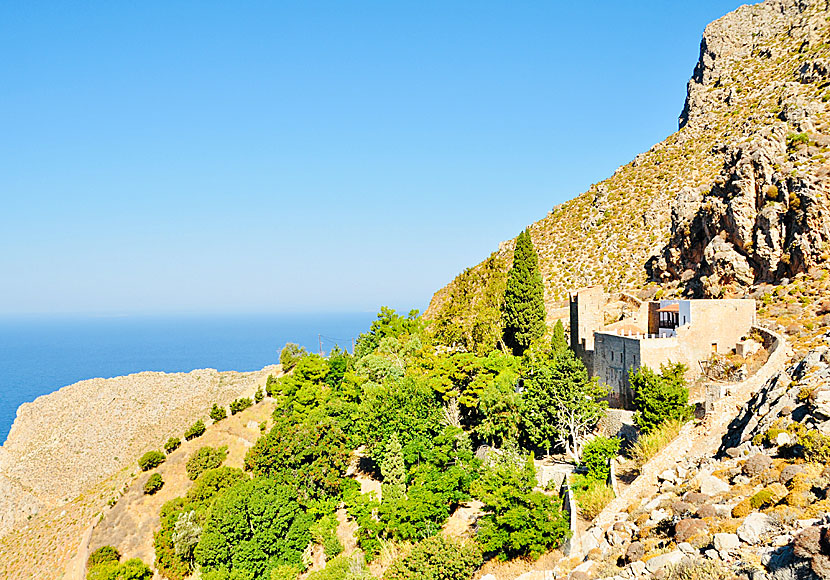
[629,419,684,468]
[665,559,735,580]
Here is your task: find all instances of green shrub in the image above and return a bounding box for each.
[87,558,152,580]
[799,430,830,463]
[306,555,349,580]
[88,545,120,568]
[570,474,614,520]
[254,387,264,404]
[787,132,810,151]
[184,419,206,441]
[187,466,249,505]
[210,403,227,423]
[138,450,165,472]
[310,513,344,559]
[581,436,621,481]
[230,397,253,415]
[471,453,569,560]
[630,363,693,434]
[186,446,227,481]
[164,437,181,454]
[383,535,482,580]
[144,473,164,495]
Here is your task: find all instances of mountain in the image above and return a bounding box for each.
[426,0,830,355]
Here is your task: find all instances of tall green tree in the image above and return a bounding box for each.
[501,229,546,355]
[521,349,607,460]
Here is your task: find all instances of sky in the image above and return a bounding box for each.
[0,1,751,316]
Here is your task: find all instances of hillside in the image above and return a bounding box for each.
[0,365,277,578]
[426,0,830,354]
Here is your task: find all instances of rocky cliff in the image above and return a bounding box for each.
[426,0,830,350]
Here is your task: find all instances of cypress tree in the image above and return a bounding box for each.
[550,319,567,357]
[502,229,546,355]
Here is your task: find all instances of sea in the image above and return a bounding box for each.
[0,312,377,444]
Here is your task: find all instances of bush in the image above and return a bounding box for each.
[799,430,830,463]
[138,450,165,472]
[88,545,121,567]
[164,437,181,454]
[630,363,693,434]
[144,473,164,495]
[210,404,227,423]
[186,446,227,481]
[187,466,249,505]
[280,342,308,372]
[571,474,615,520]
[254,387,264,404]
[471,453,569,560]
[383,535,482,580]
[229,397,253,415]
[628,419,684,468]
[87,558,152,580]
[665,559,734,580]
[581,436,621,481]
[184,419,206,441]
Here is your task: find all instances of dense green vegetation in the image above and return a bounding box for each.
[151,303,628,579]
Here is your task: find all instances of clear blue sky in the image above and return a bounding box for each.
[0,1,749,316]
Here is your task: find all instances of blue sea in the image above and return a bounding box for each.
[0,312,376,444]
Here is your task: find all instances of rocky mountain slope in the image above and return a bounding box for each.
[426,0,830,352]
[556,343,830,580]
[0,365,277,578]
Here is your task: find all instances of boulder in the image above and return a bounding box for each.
[813,389,830,420]
[625,560,646,577]
[739,512,776,544]
[780,464,805,486]
[776,431,793,446]
[659,469,677,483]
[697,504,718,519]
[714,532,740,554]
[676,518,709,543]
[743,454,773,477]
[684,492,711,505]
[700,474,731,496]
[645,550,685,573]
[626,541,645,563]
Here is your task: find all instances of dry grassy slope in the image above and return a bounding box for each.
[89,400,277,570]
[425,0,830,340]
[0,366,278,580]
